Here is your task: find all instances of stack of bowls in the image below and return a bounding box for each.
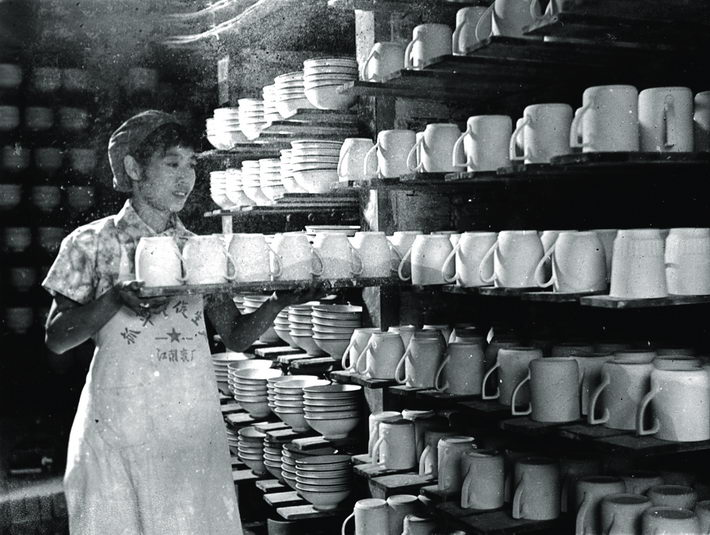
[281,443,337,490]
[225,168,254,209]
[241,160,272,206]
[262,432,290,481]
[311,304,362,357]
[289,303,328,356]
[207,108,247,150]
[303,384,362,439]
[259,158,286,201]
[237,426,267,475]
[272,376,330,432]
[212,352,250,390]
[295,455,353,511]
[238,99,267,140]
[227,359,274,395]
[303,58,358,111]
[274,71,315,118]
[291,139,343,193]
[210,170,234,210]
[232,368,284,419]
[279,149,307,193]
[225,426,239,452]
[262,84,282,125]
[274,309,298,348]
[243,295,281,343]
[233,294,246,313]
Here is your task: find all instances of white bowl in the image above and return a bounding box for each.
[290,334,329,356]
[296,474,351,487]
[313,337,351,356]
[296,486,351,511]
[235,368,284,381]
[274,328,299,348]
[305,86,357,111]
[275,410,310,432]
[292,169,339,194]
[304,58,357,68]
[239,400,272,419]
[304,416,360,440]
[303,397,359,407]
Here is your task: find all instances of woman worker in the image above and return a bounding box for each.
[43,110,317,534]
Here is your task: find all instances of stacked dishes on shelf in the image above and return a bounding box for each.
[262,432,290,481]
[241,160,272,206]
[231,368,284,419]
[209,170,234,210]
[226,359,273,396]
[238,98,267,140]
[225,426,239,452]
[212,352,250,390]
[303,58,358,111]
[242,294,281,343]
[311,304,363,357]
[280,443,337,491]
[279,149,307,193]
[206,107,247,150]
[237,426,267,476]
[295,454,353,511]
[274,308,298,348]
[233,294,246,313]
[272,376,330,432]
[259,158,286,201]
[290,139,344,194]
[225,168,253,209]
[262,84,282,125]
[303,384,362,439]
[288,302,327,356]
[273,71,315,118]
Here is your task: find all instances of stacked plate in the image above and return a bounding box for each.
[262,84,282,125]
[259,158,286,201]
[304,384,362,439]
[295,455,353,511]
[272,376,330,432]
[207,108,247,150]
[210,170,235,210]
[290,139,343,194]
[279,149,307,193]
[232,368,284,419]
[242,294,281,343]
[237,426,267,476]
[262,432,290,481]
[281,443,337,491]
[238,98,267,140]
[311,304,363,357]
[274,309,298,348]
[303,58,358,111]
[241,160,272,206]
[274,71,317,119]
[289,303,328,356]
[212,352,250,390]
[233,294,246,313]
[225,168,254,209]
[227,360,274,395]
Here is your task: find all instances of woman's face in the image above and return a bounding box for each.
[135,145,197,213]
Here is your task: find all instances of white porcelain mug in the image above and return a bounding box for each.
[313,232,363,279]
[404,24,453,70]
[398,234,454,286]
[388,231,422,277]
[610,228,667,299]
[460,449,505,510]
[534,230,607,293]
[482,346,542,406]
[453,7,489,54]
[576,476,627,535]
[364,130,417,178]
[512,457,561,521]
[402,515,436,535]
[181,235,236,285]
[341,328,381,371]
[356,331,405,380]
[665,227,710,295]
[641,507,700,535]
[479,230,544,288]
[395,333,445,388]
[361,42,406,83]
[453,115,513,172]
[406,123,463,173]
[510,103,573,164]
[135,237,184,287]
[475,0,536,40]
[388,324,417,349]
[437,436,476,493]
[387,495,420,535]
[341,498,389,535]
[694,91,710,152]
[227,233,281,282]
[271,231,324,281]
[639,86,694,152]
[570,85,640,153]
[418,430,455,477]
[442,231,498,287]
[338,138,377,181]
[368,411,401,459]
[511,357,581,423]
[372,419,417,470]
[434,341,485,395]
[350,231,396,278]
[600,494,651,535]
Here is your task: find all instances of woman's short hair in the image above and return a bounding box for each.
[130,123,198,166]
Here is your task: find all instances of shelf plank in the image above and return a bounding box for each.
[264,491,307,508]
[254,346,303,360]
[276,503,348,521]
[369,473,435,500]
[456,399,511,419]
[328,0,490,13]
[434,502,568,535]
[499,417,569,436]
[256,479,288,493]
[354,463,417,479]
[551,152,710,167]
[330,370,397,389]
[389,385,428,396]
[594,435,710,456]
[478,287,541,297]
[522,291,604,303]
[580,294,710,309]
[233,468,261,483]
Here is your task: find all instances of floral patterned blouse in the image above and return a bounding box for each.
[42,200,194,304]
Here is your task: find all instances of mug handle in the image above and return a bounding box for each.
[570,101,593,149]
[533,241,556,288]
[478,241,498,284]
[529,0,543,21]
[395,342,412,384]
[387,241,403,273]
[372,435,386,465]
[662,94,676,149]
[363,142,379,178]
[311,247,325,277]
[461,463,475,508]
[360,46,378,81]
[636,381,661,436]
[354,338,374,375]
[418,444,432,476]
[337,145,349,179]
[474,4,494,42]
[442,241,461,284]
[510,370,532,416]
[452,23,463,55]
[452,126,470,168]
[434,355,450,392]
[509,116,529,162]
[340,337,358,370]
[404,34,422,69]
[398,247,414,282]
[511,474,526,520]
[268,245,283,279]
[481,362,501,400]
[350,245,364,276]
[576,492,592,535]
[341,512,355,535]
[605,514,620,535]
[406,135,425,173]
[223,249,238,282]
[587,371,610,425]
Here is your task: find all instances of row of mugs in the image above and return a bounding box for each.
[0,64,94,92]
[342,497,433,535]
[0,106,91,132]
[1,226,66,254]
[2,145,96,173]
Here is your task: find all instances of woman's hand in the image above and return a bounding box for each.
[114,280,170,315]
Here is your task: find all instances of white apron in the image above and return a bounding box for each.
[64,295,243,535]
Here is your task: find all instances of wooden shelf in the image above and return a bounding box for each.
[327,0,490,13]
[433,502,568,535]
[580,294,710,309]
[330,370,398,389]
[198,143,290,163]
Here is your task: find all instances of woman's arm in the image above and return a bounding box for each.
[45,281,168,355]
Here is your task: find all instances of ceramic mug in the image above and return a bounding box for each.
[338,138,377,181]
[368,411,402,459]
[399,234,454,286]
[435,341,485,395]
[639,87,694,152]
[402,410,440,461]
[341,328,381,371]
[510,103,573,164]
[475,0,536,40]
[460,449,505,510]
[135,237,184,287]
[453,7,489,54]
[388,324,417,349]
[593,229,618,281]
[534,230,607,293]
[479,230,544,288]
[600,494,651,535]
[387,495,420,535]
[401,515,436,535]
[512,457,561,521]
[364,130,417,178]
[665,227,710,295]
[404,24,453,70]
[453,115,513,172]
[388,231,422,277]
[356,331,405,380]
[511,357,581,423]
[271,232,324,281]
[406,123,462,173]
[442,231,498,287]
[647,485,697,510]
[610,228,668,299]
[559,457,602,514]
[418,430,456,478]
[570,352,613,417]
[482,346,543,406]
[181,235,236,285]
[641,507,700,535]
[227,233,281,282]
[696,500,710,534]
[570,85,640,153]
[361,42,405,83]
[694,91,710,152]
[372,419,417,470]
[587,359,653,430]
[437,436,476,493]
[313,232,363,279]
[341,498,389,535]
[620,471,664,495]
[395,332,445,388]
[576,476,626,535]
[350,231,396,278]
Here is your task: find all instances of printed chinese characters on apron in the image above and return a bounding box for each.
[65,265,242,532]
